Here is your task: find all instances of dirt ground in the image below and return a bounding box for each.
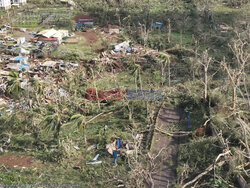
[76,29,98,45]
[0,153,38,168]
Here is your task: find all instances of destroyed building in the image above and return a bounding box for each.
[107,25,120,34]
[0,0,11,10]
[36,29,69,45]
[12,0,26,5]
[74,14,94,27]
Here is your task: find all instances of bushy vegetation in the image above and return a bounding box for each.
[0,0,249,187]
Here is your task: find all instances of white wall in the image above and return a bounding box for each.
[0,0,11,9]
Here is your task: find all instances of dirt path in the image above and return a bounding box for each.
[0,153,39,168]
[149,106,181,188]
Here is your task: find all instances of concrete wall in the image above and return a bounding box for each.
[0,0,11,10]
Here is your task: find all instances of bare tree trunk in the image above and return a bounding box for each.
[168,18,171,43]
[91,68,100,110]
[193,40,199,81]
[180,29,183,47]
[204,65,208,102]
[243,76,250,110]
[168,58,171,87]
[198,50,212,103]
[84,129,87,145]
[233,86,237,113]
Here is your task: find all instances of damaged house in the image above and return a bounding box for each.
[0,0,11,10]
[11,0,26,5]
[60,0,75,6]
[36,29,69,45]
[74,14,94,27]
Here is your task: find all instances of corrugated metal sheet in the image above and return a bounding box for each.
[11,56,25,61]
[38,29,57,38]
[41,61,57,67]
[52,30,68,40]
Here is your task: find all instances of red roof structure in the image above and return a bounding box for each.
[38,37,58,41]
[74,14,94,23]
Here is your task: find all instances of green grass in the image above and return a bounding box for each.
[51,36,101,61]
[86,69,165,92]
[147,30,194,50]
[150,0,187,14]
[12,7,76,29]
[212,3,250,13]
[0,10,7,17]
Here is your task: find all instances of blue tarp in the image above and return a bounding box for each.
[11,56,25,61]
[84,22,94,26]
[18,64,30,70]
[117,139,121,149]
[152,22,163,28]
[76,23,84,27]
[76,22,94,27]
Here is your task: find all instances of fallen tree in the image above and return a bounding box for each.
[155,126,192,137]
[182,150,231,188]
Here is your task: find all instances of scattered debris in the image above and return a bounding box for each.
[20,28,26,32]
[106,139,135,157]
[17,37,26,45]
[219,24,233,32]
[87,144,97,151]
[50,148,55,153]
[92,154,99,161]
[86,161,102,165]
[74,146,80,150]
[64,38,79,44]
[86,154,102,165]
[73,166,81,170]
[152,22,163,29]
[106,141,116,155]
[107,25,121,34]
[114,41,131,53]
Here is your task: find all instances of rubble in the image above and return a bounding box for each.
[87,144,96,151]
[91,39,158,70]
[0,25,157,119]
[106,139,135,157]
[86,161,102,165]
[74,146,80,150]
[17,37,26,45]
[86,154,102,165]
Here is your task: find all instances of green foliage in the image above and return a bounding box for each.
[40,113,62,139]
[7,71,22,97]
[37,146,65,163]
[0,167,37,185]
[0,0,248,187]
[208,177,229,188]
[177,137,221,182]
